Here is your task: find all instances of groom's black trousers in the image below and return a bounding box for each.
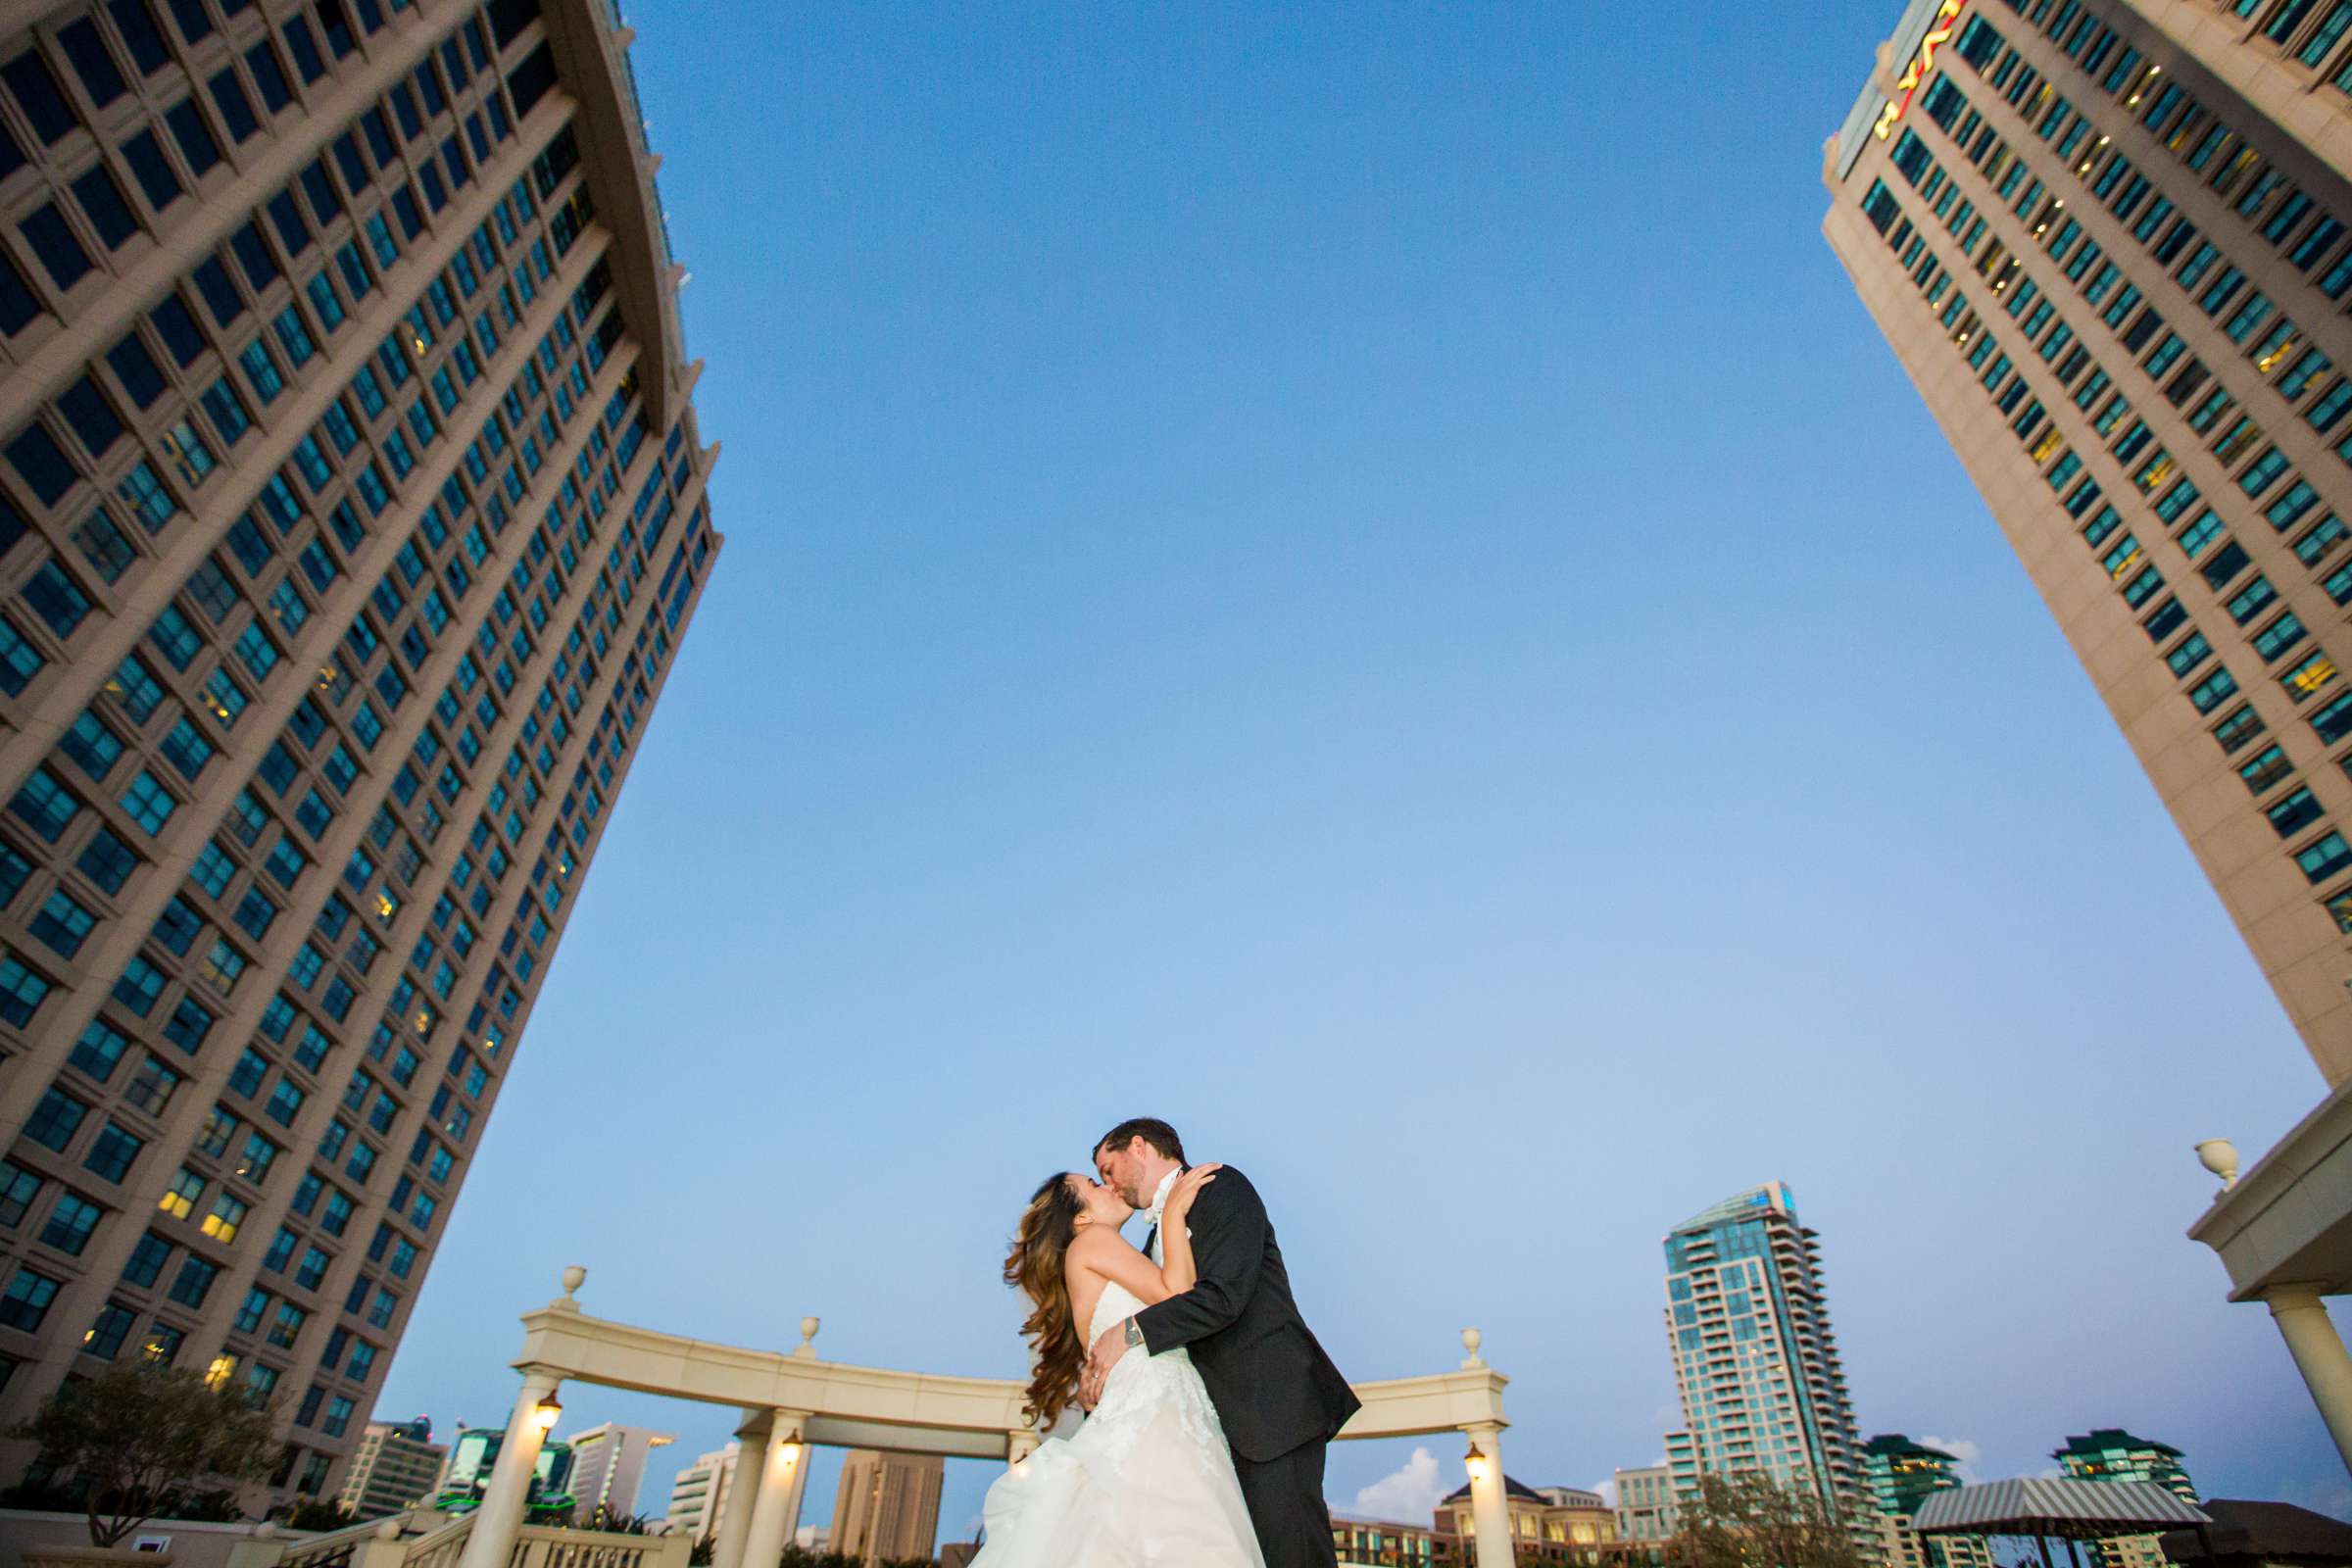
[1234,1439,1339,1568]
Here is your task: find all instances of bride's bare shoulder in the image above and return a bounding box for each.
[1064,1227,1132,1272]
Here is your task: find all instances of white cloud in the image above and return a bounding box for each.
[1919,1436,1984,1481]
[1353,1446,1450,1524]
[1592,1479,1620,1508]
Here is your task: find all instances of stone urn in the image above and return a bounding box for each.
[21,1547,175,1568]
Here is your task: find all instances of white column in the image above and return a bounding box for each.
[453,1368,560,1568]
[709,1414,768,1568]
[775,1423,811,1548]
[2268,1286,2352,1476]
[736,1413,809,1568]
[1463,1421,1515,1568]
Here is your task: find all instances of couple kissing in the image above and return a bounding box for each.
[974,1117,1358,1568]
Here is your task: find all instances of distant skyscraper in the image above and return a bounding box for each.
[1864,1435,1992,1568]
[662,1443,736,1544]
[0,0,720,1508]
[1612,1464,1677,1544]
[2054,1429,2198,1568]
[1823,0,2352,1459]
[831,1450,943,1566]
[337,1415,445,1520]
[2052,1428,2198,1500]
[561,1421,672,1521]
[1660,1183,1867,1522]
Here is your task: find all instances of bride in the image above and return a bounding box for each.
[975,1164,1265,1568]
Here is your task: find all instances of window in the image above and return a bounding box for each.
[82,1300,135,1359]
[0,1159,38,1227]
[0,1266,61,1331]
[232,1286,268,1334]
[25,1085,86,1151]
[201,1191,246,1243]
[120,769,176,834]
[2283,650,2342,704]
[227,1046,268,1099]
[2259,614,2313,664]
[39,1191,101,1254]
[235,1131,276,1186]
[2272,787,2328,838]
[122,1054,179,1117]
[2190,667,2240,713]
[83,1120,142,1182]
[294,1245,328,1290]
[21,203,92,290]
[122,1230,172,1286]
[113,954,164,1015]
[11,767,81,843]
[30,890,95,958]
[2299,827,2352,885]
[77,827,138,896]
[62,710,125,780]
[167,1252,218,1308]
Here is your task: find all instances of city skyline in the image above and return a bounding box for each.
[0,0,2277,1548]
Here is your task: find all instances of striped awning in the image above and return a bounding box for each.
[1914,1479,2212,1539]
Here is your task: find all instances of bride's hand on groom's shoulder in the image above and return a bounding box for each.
[1168,1163,1222,1218]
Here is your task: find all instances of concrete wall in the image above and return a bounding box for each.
[0,1510,308,1568]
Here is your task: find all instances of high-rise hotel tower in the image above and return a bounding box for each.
[1661,1184,1867,1522]
[0,0,719,1504]
[1825,1,2352,1470]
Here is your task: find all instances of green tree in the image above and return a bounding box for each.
[8,1361,280,1546]
[1675,1471,1872,1568]
[581,1504,655,1536]
[279,1496,356,1532]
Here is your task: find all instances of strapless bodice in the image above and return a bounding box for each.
[1088,1279,1147,1347]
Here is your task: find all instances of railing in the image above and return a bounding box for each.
[228,1510,678,1568]
[401,1513,479,1568]
[509,1525,690,1568]
[226,1508,475,1568]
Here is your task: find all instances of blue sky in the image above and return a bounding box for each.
[377,0,2351,1544]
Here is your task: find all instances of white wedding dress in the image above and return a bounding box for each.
[973,1279,1266,1568]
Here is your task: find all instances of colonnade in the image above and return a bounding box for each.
[449,1273,1522,1568]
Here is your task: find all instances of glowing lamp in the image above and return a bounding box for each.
[533,1393,563,1430]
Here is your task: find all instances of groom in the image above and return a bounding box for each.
[1082,1116,1359,1568]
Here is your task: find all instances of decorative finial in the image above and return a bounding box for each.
[1460,1327,1485,1369]
[2196,1140,2240,1192]
[554,1265,586,1311]
[374,1521,402,1542]
[794,1316,820,1358]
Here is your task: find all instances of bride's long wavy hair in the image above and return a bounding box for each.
[1004,1173,1087,1430]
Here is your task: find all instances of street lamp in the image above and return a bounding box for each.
[1464,1440,1491,1485]
[533,1393,563,1431]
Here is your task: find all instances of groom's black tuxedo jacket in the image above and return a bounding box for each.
[1132,1165,1359,1463]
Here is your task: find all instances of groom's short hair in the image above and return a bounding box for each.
[1097,1117,1185,1164]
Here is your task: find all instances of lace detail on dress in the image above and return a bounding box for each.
[973,1277,1264,1568]
[1082,1282,1231,1473]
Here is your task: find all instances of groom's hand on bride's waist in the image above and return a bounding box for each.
[1078,1320,1132,1408]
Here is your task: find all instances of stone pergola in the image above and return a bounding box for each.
[453,1269,1519,1568]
